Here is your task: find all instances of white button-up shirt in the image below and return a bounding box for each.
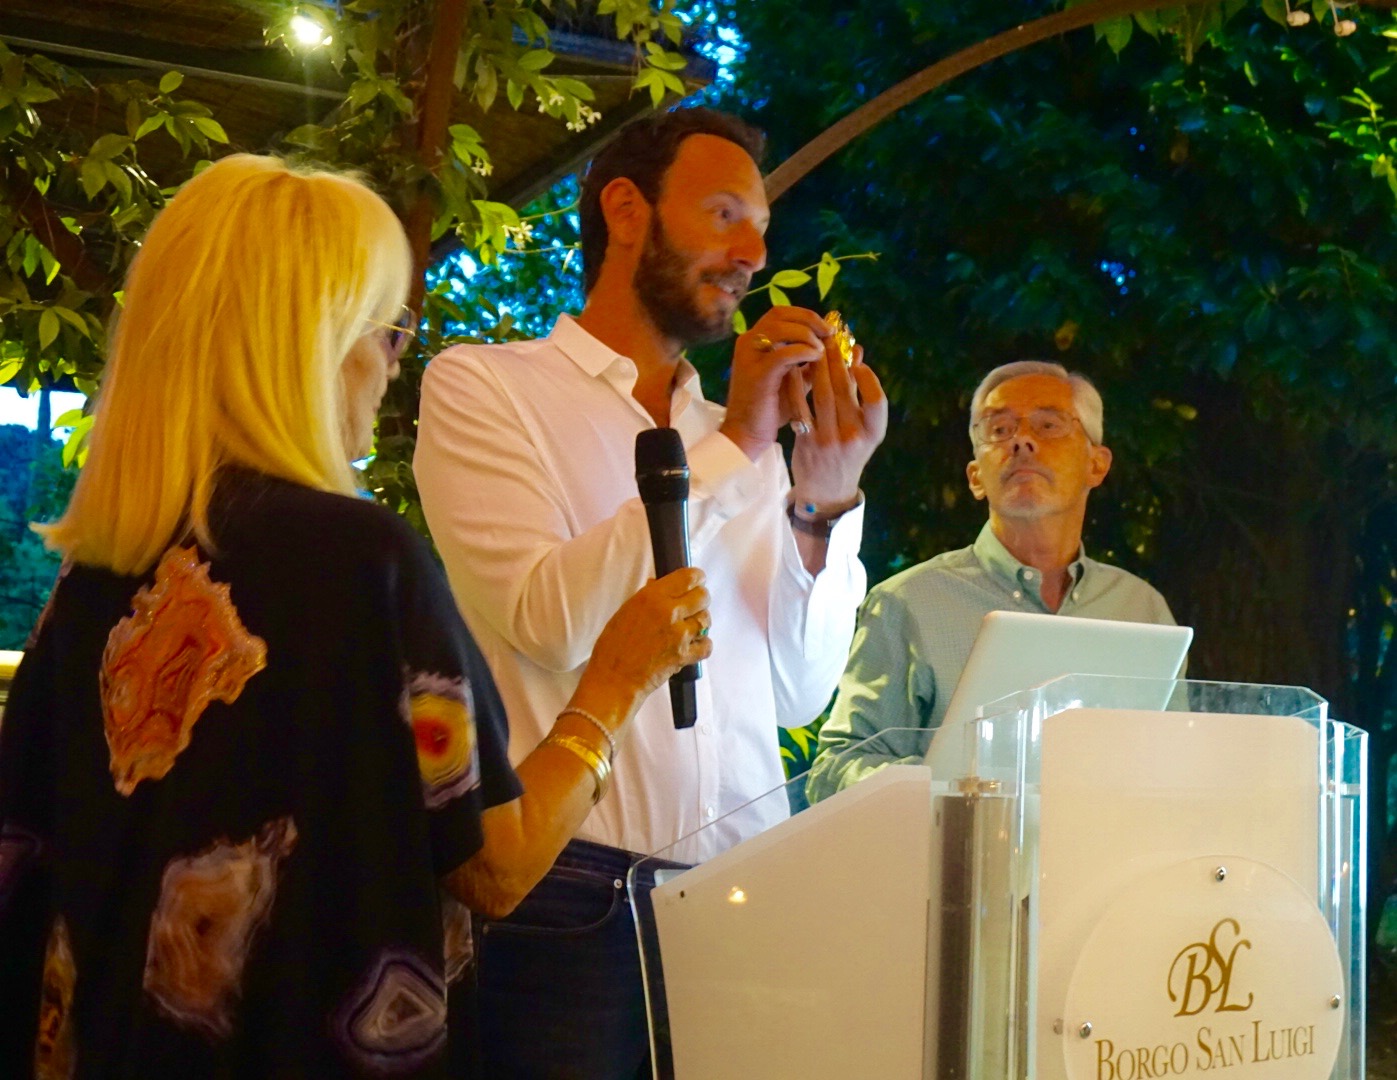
[414,315,866,860]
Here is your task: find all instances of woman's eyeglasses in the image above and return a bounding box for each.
[365,306,418,359]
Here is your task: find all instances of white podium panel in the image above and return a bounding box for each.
[650,765,933,1080]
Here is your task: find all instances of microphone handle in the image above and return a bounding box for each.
[643,499,700,729]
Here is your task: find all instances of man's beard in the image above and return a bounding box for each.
[635,218,745,347]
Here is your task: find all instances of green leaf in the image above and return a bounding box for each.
[134,113,165,140]
[517,49,554,72]
[88,133,132,161]
[159,70,184,94]
[192,117,228,143]
[39,246,59,286]
[53,407,85,427]
[53,306,89,337]
[771,269,811,289]
[38,308,59,349]
[80,159,106,200]
[0,358,22,385]
[62,414,95,468]
[1134,9,1160,36]
[476,63,498,111]
[506,79,524,111]
[103,161,132,204]
[283,123,327,149]
[732,308,748,334]
[647,50,689,73]
[768,285,790,307]
[817,256,840,299]
[1100,15,1133,54]
[347,78,379,109]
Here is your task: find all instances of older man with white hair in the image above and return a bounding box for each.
[806,360,1176,801]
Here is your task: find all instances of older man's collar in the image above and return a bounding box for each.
[973,521,1088,592]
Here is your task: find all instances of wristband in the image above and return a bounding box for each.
[788,505,837,539]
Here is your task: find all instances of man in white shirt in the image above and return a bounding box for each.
[414,107,886,1078]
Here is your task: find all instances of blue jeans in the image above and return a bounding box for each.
[477,839,651,1080]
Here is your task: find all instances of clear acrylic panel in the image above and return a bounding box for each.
[629,678,1367,1080]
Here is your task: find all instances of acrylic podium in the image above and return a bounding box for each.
[628,676,1368,1080]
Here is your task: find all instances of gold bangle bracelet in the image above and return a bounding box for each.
[541,733,612,804]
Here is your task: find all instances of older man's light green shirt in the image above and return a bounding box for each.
[806,522,1176,802]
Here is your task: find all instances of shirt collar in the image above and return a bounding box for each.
[972,521,1087,600]
[548,313,703,396]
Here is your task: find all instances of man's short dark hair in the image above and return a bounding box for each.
[579,107,766,295]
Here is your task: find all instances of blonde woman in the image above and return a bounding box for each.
[0,155,711,1078]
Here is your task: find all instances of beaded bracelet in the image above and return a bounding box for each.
[558,707,617,762]
[542,734,612,804]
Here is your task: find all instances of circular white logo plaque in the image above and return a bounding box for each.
[1059,855,1345,1080]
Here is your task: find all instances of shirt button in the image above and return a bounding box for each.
[1023,570,1035,579]
[1072,590,1080,600]
[705,805,716,820]
[699,723,713,735]
[1012,590,1022,600]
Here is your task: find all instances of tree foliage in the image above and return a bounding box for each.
[716,0,1397,922]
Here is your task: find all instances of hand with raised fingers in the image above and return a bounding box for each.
[788,336,888,515]
[719,307,833,461]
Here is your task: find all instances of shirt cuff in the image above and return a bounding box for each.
[688,430,766,519]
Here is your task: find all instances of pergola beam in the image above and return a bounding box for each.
[0,15,347,99]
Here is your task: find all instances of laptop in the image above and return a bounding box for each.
[924,610,1192,776]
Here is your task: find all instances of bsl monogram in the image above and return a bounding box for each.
[1166,918,1254,1018]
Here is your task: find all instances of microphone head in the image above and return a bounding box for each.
[635,427,690,504]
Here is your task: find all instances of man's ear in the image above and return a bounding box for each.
[598,177,651,250]
[1086,443,1113,489]
[966,458,987,502]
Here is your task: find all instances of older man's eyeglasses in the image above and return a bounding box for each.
[974,408,1081,445]
[365,306,418,359]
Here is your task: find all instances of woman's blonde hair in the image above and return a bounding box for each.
[38,154,412,575]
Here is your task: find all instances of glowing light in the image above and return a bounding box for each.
[290,13,332,48]
[727,886,747,905]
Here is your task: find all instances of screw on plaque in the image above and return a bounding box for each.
[1214,866,1227,882]
[1078,1023,1093,1039]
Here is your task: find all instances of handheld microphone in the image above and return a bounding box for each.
[635,427,699,729]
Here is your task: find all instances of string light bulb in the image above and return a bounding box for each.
[289,12,332,48]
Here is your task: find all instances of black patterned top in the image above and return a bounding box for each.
[0,470,521,1077]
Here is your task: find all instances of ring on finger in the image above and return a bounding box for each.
[752,334,774,352]
[791,420,811,437]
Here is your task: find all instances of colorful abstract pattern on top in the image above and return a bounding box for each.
[35,915,76,1080]
[144,817,298,1040]
[402,672,478,809]
[101,546,267,795]
[0,822,42,915]
[332,949,448,1074]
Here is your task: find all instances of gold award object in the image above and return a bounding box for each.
[824,310,856,366]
